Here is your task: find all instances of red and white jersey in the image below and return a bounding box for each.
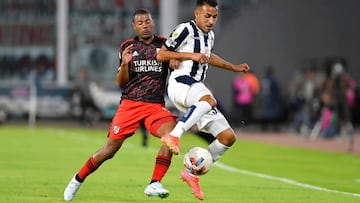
[164,20,215,85]
[118,35,169,104]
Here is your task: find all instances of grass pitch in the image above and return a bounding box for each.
[0,125,359,203]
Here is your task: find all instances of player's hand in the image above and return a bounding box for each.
[192,53,209,64]
[169,59,181,69]
[234,63,250,73]
[121,44,133,65]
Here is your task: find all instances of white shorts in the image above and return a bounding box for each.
[167,79,231,136]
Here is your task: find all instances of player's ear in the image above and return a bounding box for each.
[194,9,198,18]
[194,5,202,18]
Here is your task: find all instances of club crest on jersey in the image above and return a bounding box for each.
[172,31,179,39]
[113,125,120,134]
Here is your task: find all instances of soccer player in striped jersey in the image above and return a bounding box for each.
[64,8,178,201]
[157,0,250,200]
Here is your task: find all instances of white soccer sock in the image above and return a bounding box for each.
[208,139,230,162]
[170,101,212,138]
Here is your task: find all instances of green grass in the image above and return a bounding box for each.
[0,125,360,203]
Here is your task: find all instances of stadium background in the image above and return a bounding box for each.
[0,0,359,127]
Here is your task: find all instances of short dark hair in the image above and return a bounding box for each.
[196,0,218,7]
[132,8,151,22]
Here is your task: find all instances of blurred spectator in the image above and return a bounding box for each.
[34,55,55,81]
[328,62,355,137]
[232,71,259,126]
[311,60,355,139]
[1,54,55,81]
[16,55,36,80]
[289,67,321,135]
[341,71,356,113]
[318,79,338,138]
[244,70,260,96]
[73,67,100,127]
[0,56,10,79]
[259,66,283,131]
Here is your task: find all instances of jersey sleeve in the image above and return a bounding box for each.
[164,23,190,51]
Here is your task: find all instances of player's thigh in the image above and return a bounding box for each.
[167,82,189,111]
[108,101,144,139]
[144,106,177,137]
[151,117,177,137]
[185,82,214,106]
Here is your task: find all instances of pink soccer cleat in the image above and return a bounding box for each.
[161,134,180,155]
[180,169,204,200]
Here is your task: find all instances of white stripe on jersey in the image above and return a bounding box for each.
[165,20,215,83]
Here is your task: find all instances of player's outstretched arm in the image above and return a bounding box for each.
[157,46,208,64]
[209,53,250,73]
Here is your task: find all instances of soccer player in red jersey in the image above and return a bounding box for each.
[64,8,177,201]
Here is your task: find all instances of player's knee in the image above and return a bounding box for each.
[200,95,217,108]
[217,130,236,147]
[98,141,123,161]
[224,135,236,147]
[209,99,217,108]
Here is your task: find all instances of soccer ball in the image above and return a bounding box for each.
[183,147,213,176]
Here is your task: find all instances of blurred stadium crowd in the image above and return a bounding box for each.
[0,0,358,140]
[231,58,358,139]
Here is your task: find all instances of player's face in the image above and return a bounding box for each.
[133,13,154,41]
[194,3,218,33]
